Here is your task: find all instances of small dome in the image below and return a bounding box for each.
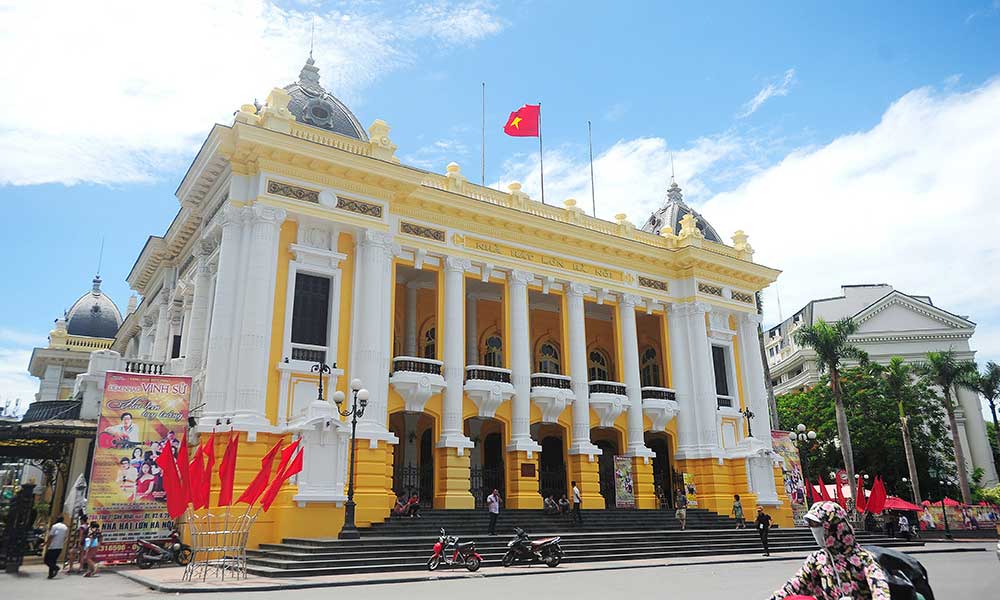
[65,276,122,339]
[640,180,723,243]
[283,56,368,140]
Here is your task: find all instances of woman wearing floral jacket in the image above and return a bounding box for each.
[770,501,890,600]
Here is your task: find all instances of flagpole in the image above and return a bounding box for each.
[481,82,486,187]
[588,120,596,217]
[538,102,545,204]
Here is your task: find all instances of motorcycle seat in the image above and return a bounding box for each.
[458,541,475,551]
[532,537,558,546]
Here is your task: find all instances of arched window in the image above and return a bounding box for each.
[588,349,610,381]
[640,346,661,387]
[423,327,436,359]
[483,335,503,367]
[537,342,560,374]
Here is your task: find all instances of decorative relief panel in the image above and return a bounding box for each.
[336,196,383,219]
[267,180,319,203]
[400,221,445,242]
[638,276,668,292]
[731,290,755,305]
[698,282,723,297]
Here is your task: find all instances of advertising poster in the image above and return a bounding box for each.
[771,430,808,525]
[613,456,635,508]
[86,371,191,563]
[682,472,698,507]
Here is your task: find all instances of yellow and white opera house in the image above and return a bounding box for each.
[79,57,792,544]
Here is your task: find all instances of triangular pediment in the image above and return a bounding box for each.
[852,291,973,335]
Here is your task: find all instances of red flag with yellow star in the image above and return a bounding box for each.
[504,104,540,137]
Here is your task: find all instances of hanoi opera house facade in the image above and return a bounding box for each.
[71,58,793,542]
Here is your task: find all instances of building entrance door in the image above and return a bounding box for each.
[645,432,674,508]
[538,434,567,500]
[466,418,505,508]
[389,411,435,508]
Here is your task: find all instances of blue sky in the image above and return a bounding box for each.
[1,1,999,415]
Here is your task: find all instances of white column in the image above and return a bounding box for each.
[184,239,215,373]
[350,230,398,442]
[404,282,418,356]
[138,315,155,360]
[437,256,473,450]
[620,294,654,458]
[201,204,245,424]
[179,296,193,359]
[957,386,999,485]
[232,204,286,427]
[39,364,64,402]
[737,313,772,440]
[508,270,542,453]
[466,295,479,364]
[567,282,600,456]
[151,295,172,362]
[669,301,720,458]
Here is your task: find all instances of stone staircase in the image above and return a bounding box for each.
[246,508,923,577]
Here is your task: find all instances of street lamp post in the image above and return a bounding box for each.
[333,379,368,540]
[740,407,756,438]
[938,480,953,541]
[788,424,817,483]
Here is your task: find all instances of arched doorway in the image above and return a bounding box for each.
[592,428,623,509]
[465,417,506,508]
[535,423,567,500]
[389,411,435,507]
[645,432,674,508]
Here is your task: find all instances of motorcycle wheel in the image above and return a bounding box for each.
[501,551,515,567]
[176,547,193,566]
[465,556,481,572]
[427,555,441,571]
[136,555,154,570]
[544,554,561,567]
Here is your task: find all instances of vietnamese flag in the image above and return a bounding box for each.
[237,440,283,506]
[803,476,814,504]
[189,443,206,509]
[201,432,216,509]
[176,432,191,507]
[257,440,301,512]
[817,475,833,502]
[156,443,187,519]
[834,474,847,509]
[503,104,540,137]
[217,432,240,507]
[855,475,868,513]
[261,445,304,512]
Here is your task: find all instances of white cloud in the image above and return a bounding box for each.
[0,0,504,186]
[739,68,796,118]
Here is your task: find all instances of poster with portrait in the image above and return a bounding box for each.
[771,430,808,525]
[86,371,190,563]
[613,456,635,508]
[682,472,698,507]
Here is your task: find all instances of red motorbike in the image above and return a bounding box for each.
[135,529,192,569]
[427,528,482,572]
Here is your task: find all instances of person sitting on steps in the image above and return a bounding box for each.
[543,495,559,515]
[558,494,571,515]
[405,493,421,518]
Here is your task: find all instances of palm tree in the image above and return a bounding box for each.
[961,361,1000,470]
[916,350,979,504]
[793,318,866,504]
[881,357,922,503]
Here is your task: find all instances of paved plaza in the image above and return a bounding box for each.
[2,545,996,599]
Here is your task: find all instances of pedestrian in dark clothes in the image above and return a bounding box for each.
[755,506,773,556]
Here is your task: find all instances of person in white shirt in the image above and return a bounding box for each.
[44,516,69,579]
[571,481,583,525]
[486,489,501,535]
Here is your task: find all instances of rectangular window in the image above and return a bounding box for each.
[291,273,330,347]
[711,346,730,397]
[171,335,182,359]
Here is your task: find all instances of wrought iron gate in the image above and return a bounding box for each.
[470,466,505,508]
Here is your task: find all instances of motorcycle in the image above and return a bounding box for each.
[135,529,192,569]
[427,528,482,572]
[501,527,563,567]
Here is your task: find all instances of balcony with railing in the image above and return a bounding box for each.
[530,373,573,423]
[290,343,327,364]
[640,386,676,401]
[464,365,514,418]
[124,359,164,375]
[588,380,629,428]
[641,386,679,431]
[388,356,445,413]
[717,394,735,409]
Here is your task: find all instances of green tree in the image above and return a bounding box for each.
[988,421,1000,468]
[876,357,922,503]
[961,361,1000,467]
[793,318,866,501]
[916,350,979,504]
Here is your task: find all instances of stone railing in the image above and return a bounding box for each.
[289,122,373,157]
[465,365,512,384]
[588,380,626,396]
[717,394,735,409]
[531,373,572,390]
[641,386,677,401]
[391,356,443,376]
[125,359,164,375]
[63,335,115,351]
[290,344,326,364]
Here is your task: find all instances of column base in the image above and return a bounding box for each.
[505,450,542,509]
[351,439,396,525]
[506,436,542,456]
[568,440,602,458]
[631,457,658,509]
[567,454,603,508]
[434,446,474,509]
[625,443,656,461]
[436,432,475,453]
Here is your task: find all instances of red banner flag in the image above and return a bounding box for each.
[817,475,833,502]
[176,431,191,508]
[855,475,868,512]
[217,432,240,507]
[261,445,304,512]
[803,476,814,504]
[155,442,187,519]
[503,104,540,137]
[257,440,301,512]
[188,443,206,509]
[835,474,847,509]
[201,432,216,509]
[867,476,888,514]
[236,440,283,506]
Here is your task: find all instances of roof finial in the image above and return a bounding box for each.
[309,17,315,60]
[670,150,675,183]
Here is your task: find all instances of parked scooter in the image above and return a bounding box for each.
[135,529,192,569]
[427,528,482,572]
[501,527,563,567]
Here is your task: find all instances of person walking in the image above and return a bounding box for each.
[486,489,501,535]
[675,491,688,530]
[82,521,103,577]
[897,514,911,541]
[571,481,583,525]
[43,516,68,579]
[64,512,88,574]
[756,506,773,556]
[732,494,746,529]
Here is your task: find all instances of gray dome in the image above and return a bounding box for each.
[65,276,122,339]
[283,56,368,140]
[640,180,723,243]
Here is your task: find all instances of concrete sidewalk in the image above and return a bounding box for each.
[115,542,987,593]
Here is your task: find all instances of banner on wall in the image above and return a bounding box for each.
[86,371,191,563]
[920,504,1000,530]
[771,430,808,525]
[682,472,698,507]
[613,456,635,508]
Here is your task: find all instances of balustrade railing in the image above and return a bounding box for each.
[290,344,326,364]
[391,356,444,376]
[717,395,734,409]
[124,359,164,375]
[465,365,512,384]
[530,373,572,390]
[588,380,626,395]
[641,386,677,401]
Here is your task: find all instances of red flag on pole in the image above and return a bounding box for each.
[835,474,847,509]
[156,442,187,519]
[261,446,304,512]
[201,432,216,509]
[855,475,868,512]
[236,440,282,506]
[176,431,191,507]
[817,475,833,502]
[803,476,814,504]
[867,476,888,514]
[188,443,206,509]
[503,104,540,137]
[257,440,301,512]
[217,432,240,507]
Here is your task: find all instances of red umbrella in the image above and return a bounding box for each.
[882,496,923,512]
[941,497,962,507]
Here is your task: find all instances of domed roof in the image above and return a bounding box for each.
[65,276,122,339]
[640,180,723,243]
[283,56,368,140]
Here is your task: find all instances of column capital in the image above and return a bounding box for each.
[510,269,535,286]
[738,311,763,326]
[444,256,472,273]
[567,282,591,298]
[359,229,397,256]
[141,314,156,329]
[249,203,287,225]
[669,301,712,317]
[220,203,246,227]
[620,293,643,307]
[196,238,217,258]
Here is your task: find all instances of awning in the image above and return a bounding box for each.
[882,496,923,512]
